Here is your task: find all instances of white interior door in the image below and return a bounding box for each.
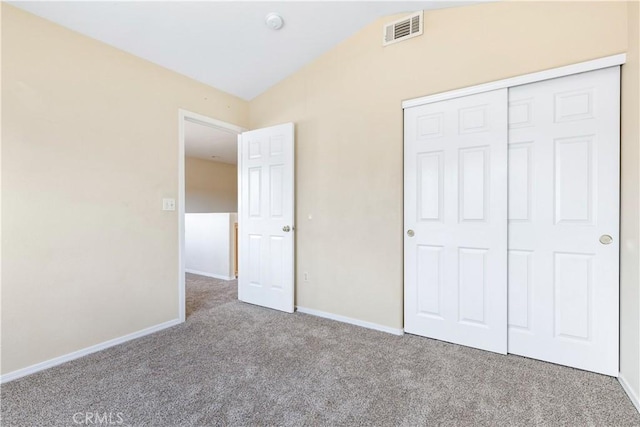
[404,89,508,354]
[507,67,620,376]
[238,123,295,313]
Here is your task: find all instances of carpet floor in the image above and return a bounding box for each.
[2,273,639,426]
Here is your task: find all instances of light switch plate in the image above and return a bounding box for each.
[162,198,176,211]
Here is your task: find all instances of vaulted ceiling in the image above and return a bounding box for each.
[11,1,480,100]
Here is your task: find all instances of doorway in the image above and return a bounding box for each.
[178,110,245,321]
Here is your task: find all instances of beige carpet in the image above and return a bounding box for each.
[2,273,639,426]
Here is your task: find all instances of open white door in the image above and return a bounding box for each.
[238,123,295,313]
[404,89,508,354]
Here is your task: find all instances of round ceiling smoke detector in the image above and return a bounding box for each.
[265,13,284,30]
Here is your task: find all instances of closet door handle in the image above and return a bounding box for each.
[599,234,613,245]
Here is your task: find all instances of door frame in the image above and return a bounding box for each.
[178,109,246,322]
[402,54,626,109]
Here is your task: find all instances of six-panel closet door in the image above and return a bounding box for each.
[507,67,620,376]
[404,66,620,376]
[404,89,508,354]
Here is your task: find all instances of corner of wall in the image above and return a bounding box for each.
[619,0,640,408]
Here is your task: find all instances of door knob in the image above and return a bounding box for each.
[407,229,415,237]
[283,225,291,232]
[599,234,613,245]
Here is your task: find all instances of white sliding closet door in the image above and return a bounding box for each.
[507,67,620,376]
[404,89,508,354]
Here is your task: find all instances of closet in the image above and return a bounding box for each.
[403,65,620,376]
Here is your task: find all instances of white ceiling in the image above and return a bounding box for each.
[185,120,238,164]
[10,1,481,100]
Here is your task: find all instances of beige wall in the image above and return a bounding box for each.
[621,0,640,404]
[185,157,237,213]
[1,5,248,374]
[250,1,628,329]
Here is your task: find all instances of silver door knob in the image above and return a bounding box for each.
[407,229,415,237]
[599,234,613,245]
[283,225,291,232]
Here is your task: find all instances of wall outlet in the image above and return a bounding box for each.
[303,272,309,282]
[162,198,176,211]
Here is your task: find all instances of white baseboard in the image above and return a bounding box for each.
[296,306,404,336]
[0,318,182,384]
[619,374,640,413]
[186,269,235,281]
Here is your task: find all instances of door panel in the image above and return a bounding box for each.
[404,89,508,354]
[238,123,294,313]
[508,250,533,330]
[507,67,620,376]
[416,245,443,316]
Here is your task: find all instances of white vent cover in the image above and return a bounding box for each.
[383,11,423,46]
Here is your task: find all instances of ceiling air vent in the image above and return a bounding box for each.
[383,11,423,46]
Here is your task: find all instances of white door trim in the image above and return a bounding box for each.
[619,374,640,413]
[402,54,626,109]
[178,109,246,322]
